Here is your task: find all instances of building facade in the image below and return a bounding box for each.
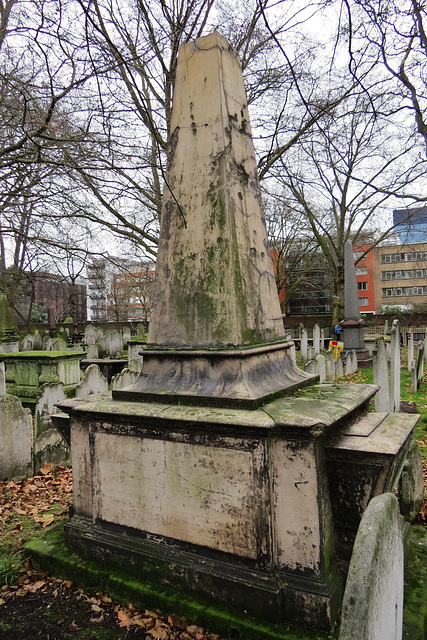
[373,242,427,313]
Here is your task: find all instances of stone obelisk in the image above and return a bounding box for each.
[115,31,313,407]
[341,240,372,368]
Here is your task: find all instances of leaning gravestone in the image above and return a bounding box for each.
[313,324,321,356]
[339,493,404,640]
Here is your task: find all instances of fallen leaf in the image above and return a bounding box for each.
[39,463,53,475]
[117,610,131,628]
[91,604,102,613]
[63,580,73,588]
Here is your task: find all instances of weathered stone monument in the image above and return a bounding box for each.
[53,32,419,633]
[340,240,372,368]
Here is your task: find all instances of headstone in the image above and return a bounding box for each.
[313,324,321,356]
[0,362,5,396]
[86,344,101,360]
[0,394,33,480]
[335,356,343,379]
[390,319,401,413]
[301,328,308,363]
[34,382,69,469]
[75,364,108,398]
[128,358,143,375]
[111,367,140,390]
[410,359,417,393]
[424,325,427,363]
[408,328,414,372]
[304,360,318,376]
[42,331,51,349]
[137,324,146,339]
[307,345,314,361]
[53,337,68,351]
[344,351,352,377]
[399,440,424,523]
[85,324,98,346]
[109,330,123,358]
[326,350,335,381]
[384,319,389,335]
[44,337,54,351]
[373,337,389,412]
[315,354,326,382]
[321,328,328,352]
[340,240,372,368]
[122,326,131,346]
[33,330,43,350]
[21,334,34,351]
[339,493,404,640]
[416,341,424,389]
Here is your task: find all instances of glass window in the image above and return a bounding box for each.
[357,281,368,290]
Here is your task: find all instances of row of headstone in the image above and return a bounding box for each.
[304,350,358,382]
[0,353,142,480]
[300,324,330,363]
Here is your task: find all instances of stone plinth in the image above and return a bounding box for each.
[114,342,315,409]
[58,382,382,630]
[0,351,82,406]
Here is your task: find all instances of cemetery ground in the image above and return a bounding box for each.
[0,350,427,639]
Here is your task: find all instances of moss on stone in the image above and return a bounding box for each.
[25,525,334,640]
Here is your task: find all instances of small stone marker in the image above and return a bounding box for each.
[339,493,404,640]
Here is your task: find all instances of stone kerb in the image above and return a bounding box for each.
[75,364,108,398]
[0,394,33,480]
[339,493,404,640]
